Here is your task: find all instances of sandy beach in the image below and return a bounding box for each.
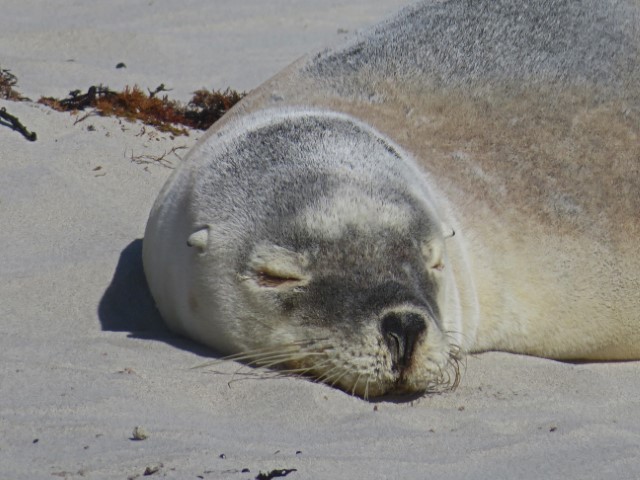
[1,1,639,479]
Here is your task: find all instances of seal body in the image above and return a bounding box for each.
[144,0,640,397]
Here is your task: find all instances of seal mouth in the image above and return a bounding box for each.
[204,330,462,399]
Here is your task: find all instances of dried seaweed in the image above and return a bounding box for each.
[0,68,28,101]
[39,84,245,135]
[184,88,245,130]
[2,66,244,139]
[0,69,37,141]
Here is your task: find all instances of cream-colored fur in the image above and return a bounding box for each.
[144,0,639,398]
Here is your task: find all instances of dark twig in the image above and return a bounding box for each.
[73,111,97,125]
[0,107,37,141]
[255,469,297,480]
[128,145,187,168]
[147,83,172,98]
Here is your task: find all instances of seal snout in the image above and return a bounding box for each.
[380,312,426,371]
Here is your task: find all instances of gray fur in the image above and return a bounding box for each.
[191,110,445,330]
[309,0,639,94]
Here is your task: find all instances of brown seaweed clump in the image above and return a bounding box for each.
[184,88,245,130]
[0,68,28,101]
[0,68,37,141]
[39,85,245,135]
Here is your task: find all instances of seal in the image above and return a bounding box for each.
[143,0,640,397]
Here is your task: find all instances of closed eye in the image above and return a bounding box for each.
[255,269,305,288]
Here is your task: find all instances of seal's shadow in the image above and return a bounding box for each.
[98,239,216,357]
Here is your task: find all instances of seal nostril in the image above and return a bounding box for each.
[386,331,402,363]
[380,312,427,370]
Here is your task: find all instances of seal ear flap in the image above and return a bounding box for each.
[422,238,445,272]
[187,227,210,253]
[442,224,456,239]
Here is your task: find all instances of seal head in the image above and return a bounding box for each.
[143,109,463,397]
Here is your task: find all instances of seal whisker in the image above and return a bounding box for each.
[428,351,461,393]
[318,367,344,386]
[255,353,327,370]
[273,359,336,380]
[191,346,304,370]
[328,369,352,390]
[195,351,298,371]
[222,340,328,359]
[350,373,365,396]
[191,338,340,388]
[224,355,333,387]
[363,375,373,400]
[442,329,472,352]
[235,352,301,365]
[313,362,350,385]
[199,338,331,365]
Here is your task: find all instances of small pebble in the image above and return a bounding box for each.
[131,426,149,441]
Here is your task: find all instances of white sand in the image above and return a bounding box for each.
[1,1,639,479]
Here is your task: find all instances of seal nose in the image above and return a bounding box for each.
[380,312,427,371]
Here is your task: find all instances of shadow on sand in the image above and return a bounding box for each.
[98,238,215,357]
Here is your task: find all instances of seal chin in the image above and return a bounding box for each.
[302,342,460,399]
[250,315,460,399]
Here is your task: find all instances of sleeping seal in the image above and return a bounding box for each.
[143,0,640,397]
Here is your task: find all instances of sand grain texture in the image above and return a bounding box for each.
[1,1,639,479]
